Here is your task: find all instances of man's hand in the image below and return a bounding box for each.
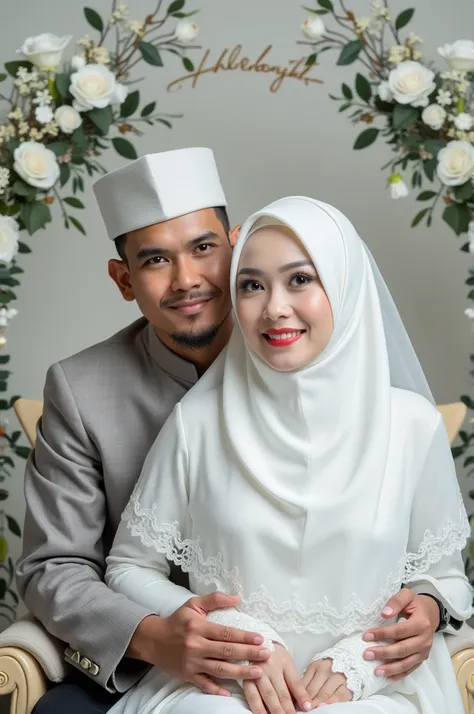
[127,592,271,696]
[362,589,440,681]
[302,658,353,707]
[243,643,313,714]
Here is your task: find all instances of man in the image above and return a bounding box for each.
[16,148,453,714]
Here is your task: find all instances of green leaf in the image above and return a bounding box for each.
[167,0,185,13]
[112,137,138,160]
[339,102,351,112]
[47,141,70,157]
[10,431,21,444]
[442,203,470,236]
[411,208,429,227]
[452,446,464,459]
[84,7,104,32]
[395,8,414,31]
[318,0,334,9]
[0,372,10,381]
[337,40,363,66]
[306,53,317,67]
[417,190,437,201]
[12,180,36,199]
[0,74,6,82]
[20,201,52,236]
[64,197,84,208]
[6,515,21,537]
[355,73,371,102]
[69,216,86,235]
[4,60,33,78]
[59,163,70,188]
[87,106,113,135]
[4,138,19,155]
[424,139,446,157]
[392,104,418,130]
[465,456,474,467]
[18,241,31,254]
[139,41,163,67]
[454,181,474,202]
[353,128,379,150]
[157,118,172,129]
[461,395,474,410]
[423,157,437,182]
[0,579,6,600]
[141,101,156,117]
[54,73,71,99]
[120,90,140,118]
[182,57,194,72]
[0,357,9,365]
[342,83,353,100]
[0,490,8,502]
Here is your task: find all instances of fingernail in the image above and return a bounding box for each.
[250,667,261,677]
[253,636,263,644]
[363,632,375,642]
[382,607,394,616]
[364,650,375,660]
[259,648,270,658]
[375,669,385,677]
[303,702,312,711]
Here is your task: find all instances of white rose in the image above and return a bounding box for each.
[13,141,60,190]
[438,40,474,72]
[454,112,474,131]
[388,61,436,107]
[18,33,71,70]
[55,105,82,134]
[0,217,19,265]
[70,64,120,112]
[175,19,200,44]
[71,55,86,71]
[421,104,446,130]
[301,16,325,41]
[436,140,474,186]
[35,106,54,124]
[377,81,393,102]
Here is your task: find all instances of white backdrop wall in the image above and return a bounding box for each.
[2,0,473,578]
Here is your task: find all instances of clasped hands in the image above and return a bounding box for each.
[129,588,439,712]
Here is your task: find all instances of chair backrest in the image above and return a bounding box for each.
[12,398,467,450]
[14,399,43,447]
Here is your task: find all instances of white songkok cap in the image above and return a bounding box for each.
[93,147,227,240]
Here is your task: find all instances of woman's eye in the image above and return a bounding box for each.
[239,279,263,293]
[290,273,314,287]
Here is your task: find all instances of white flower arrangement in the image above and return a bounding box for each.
[0,0,200,620]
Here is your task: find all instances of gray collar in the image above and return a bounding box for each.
[143,321,198,386]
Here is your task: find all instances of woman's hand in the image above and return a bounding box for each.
[362,589,440,681]
[243,643,313,714]
[302,658,353,707]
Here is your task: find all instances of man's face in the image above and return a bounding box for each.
[108,209,234,349]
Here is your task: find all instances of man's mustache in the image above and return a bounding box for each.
[161,289,221,308]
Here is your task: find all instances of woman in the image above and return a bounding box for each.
[106,197,472,713]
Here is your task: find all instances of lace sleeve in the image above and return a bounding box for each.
[310,633,389,701]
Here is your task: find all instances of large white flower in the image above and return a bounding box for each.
[13,141,60,190]
[421,104,446,131]
[55,105,82,134]
[175,19,200,44]
[387,61,435,107]
[438,40,474,72]
[436,140,474,186]
[0,217,19,265]
[18,33,71,70]
[301,16,325,41]
[70,64,122,112]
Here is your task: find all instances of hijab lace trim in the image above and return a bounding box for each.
[123,490,470,637]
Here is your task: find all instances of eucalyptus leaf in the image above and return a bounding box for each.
[59,163,70,188]
[139,42,163,67]
[442,203,470,235]
[120,90,140,118]
[337,40,363,66]
[20,201,52,235]
[0,74,7,82]
[6,515,21,537]
[18,241,31,254]
[141,102,156,117]
[454,181,474,202]
[87,106,113,135]
[342,83,353,100]
[4,60,33,78]
[54,73,71,99]
[417,190,437,201]
[168,0,185,13]
[69,216,86,235]
[182,57,194,72]
[395,8,414,30]
[461,395,474,410]
[411,208,429,227]
[318,0,333,10]
[353,128,379,150]
[84,7,104,32]
[424,139,446,157]
[423,158,437,182]
[306,53,317,67]
[355,73,371,102]
[64,197,84,209]
[112,137,138,160]
[47,141,70,157]
[12,180,36,199]
[392,104,418,130]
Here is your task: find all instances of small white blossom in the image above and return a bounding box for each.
[355,17,371,33]
[18,121,29,136]
[388,45,409,65]
[77,35,92,48]
[388,173,409,199]
[35,106,53,124]
[71,55,86,71]
[371,1,390,20]
[422,104,446,130]
[465,308,474,320]
[0,307,18,328]
[367,26,382,39]
[454,112,474,131]
[33,89,53,107]
[128,20,145,36]
[17,83,30,96]
[436,89,453,106]
[413,50,424,61]
[7,108,23,121]
[407,33,422,46]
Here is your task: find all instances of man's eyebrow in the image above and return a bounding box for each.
[136,232,221,261]
[187,231,220,248]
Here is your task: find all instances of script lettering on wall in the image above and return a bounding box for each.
[168,45,322,93]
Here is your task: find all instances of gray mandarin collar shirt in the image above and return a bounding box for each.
[17,317,198,693]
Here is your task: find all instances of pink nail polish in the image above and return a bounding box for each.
[382,607,394,616]
[363,632,375,642]
[364,651,375,660]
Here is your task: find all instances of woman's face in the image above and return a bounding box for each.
[236,225,334,371]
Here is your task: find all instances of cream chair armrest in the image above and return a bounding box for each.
[0,647,47,714]
[446,624,474,656]
[447,625,474,714]
[0,616,66,683]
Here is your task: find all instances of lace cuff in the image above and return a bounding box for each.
[207,607,285,651]
[310,633,389,701]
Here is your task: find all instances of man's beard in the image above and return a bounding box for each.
[170,324,221,349]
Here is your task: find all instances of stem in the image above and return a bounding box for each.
[53,187,68,226]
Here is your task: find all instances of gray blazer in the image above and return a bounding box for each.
[16,317,198,692]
